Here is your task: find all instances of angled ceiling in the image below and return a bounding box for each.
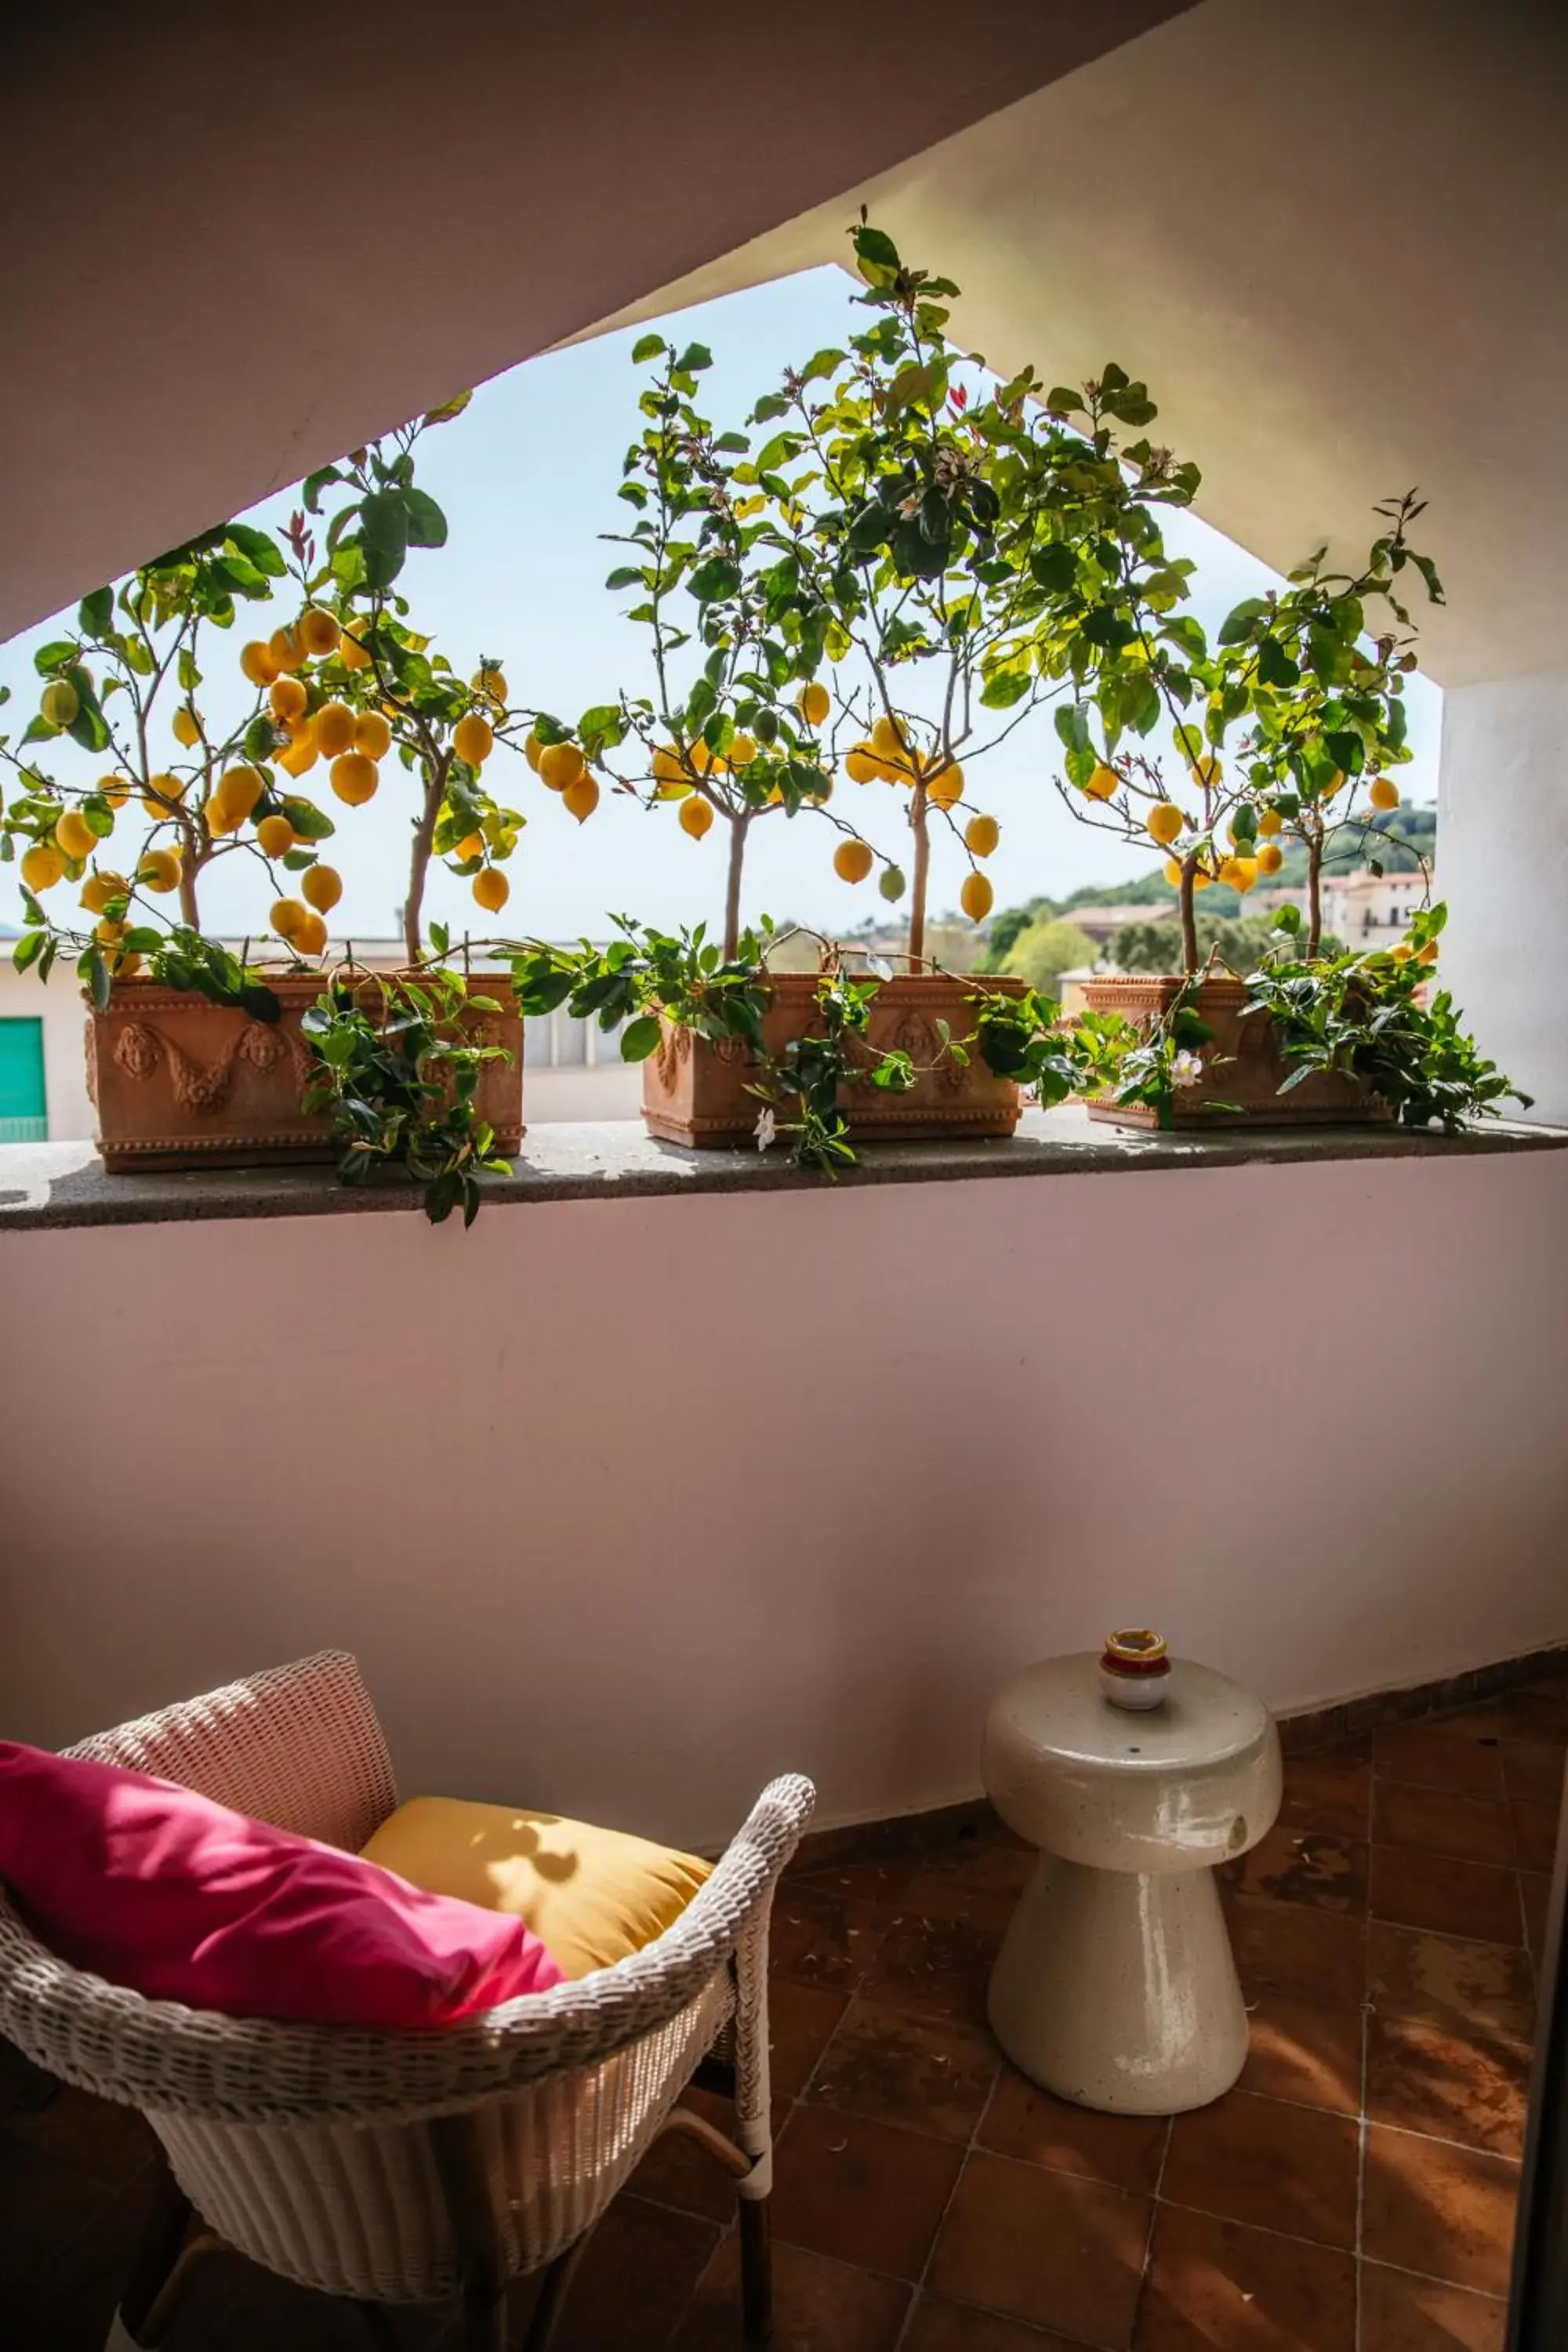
[0,0,1189,641]
[580,0,1568,688]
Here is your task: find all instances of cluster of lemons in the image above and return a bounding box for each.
[1083,753,1403,897]
[836,707,1001,922]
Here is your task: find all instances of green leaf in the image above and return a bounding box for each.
[224,521,286,577]
[1029,543,1078,593]
[358,490,410,589]
[32,639,75,675]
[852,223,901,277]
[1045,387,1086,416]
[401,488,448,549]
[83,945,111,1011]
[77,587,114,637]
[604,565,644,591]
[674,343,713,373]
[620,1014,662,1062]
[1218,597,1269,646]
[981,667,1033,710]
[281,796,336,840]
[630,333,666,365]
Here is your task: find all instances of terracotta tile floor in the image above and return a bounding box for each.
[3,1688,1562,2350]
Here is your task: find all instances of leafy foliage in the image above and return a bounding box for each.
[299,969,512,1224]
[1240,906,1529,1131]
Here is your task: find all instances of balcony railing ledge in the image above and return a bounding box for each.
[2,1107,1563,1236]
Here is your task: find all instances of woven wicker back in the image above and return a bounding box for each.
[63,1650,396,1852]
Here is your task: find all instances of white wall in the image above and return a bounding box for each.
[1440,673,1568,1126]
[2,1151,1565,1851]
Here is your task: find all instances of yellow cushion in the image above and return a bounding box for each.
[359,1797,711,1981]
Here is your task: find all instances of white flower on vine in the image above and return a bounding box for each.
[754,1107,777,1152]
[869,956,894,981]
[1171,1050,1204,1089]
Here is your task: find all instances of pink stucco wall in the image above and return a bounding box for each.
[2,1149,1564,1849]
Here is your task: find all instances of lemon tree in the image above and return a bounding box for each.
[0,522,325,1007]
[538,332,841,960]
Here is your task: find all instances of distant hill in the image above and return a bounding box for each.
[982,804,1436,964]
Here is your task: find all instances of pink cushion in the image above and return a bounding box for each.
[0,1741,565,2028]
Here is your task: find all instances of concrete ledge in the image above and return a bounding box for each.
[2,1106,1563,1233]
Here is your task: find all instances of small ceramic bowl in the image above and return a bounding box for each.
[1100,1628,1173,1711]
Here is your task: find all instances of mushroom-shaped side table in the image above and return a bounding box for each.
[982,1653,1281,2114]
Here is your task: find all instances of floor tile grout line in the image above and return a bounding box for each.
[890,2012,1008,2352]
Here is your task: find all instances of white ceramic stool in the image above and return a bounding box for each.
[982,1653,1281,2114]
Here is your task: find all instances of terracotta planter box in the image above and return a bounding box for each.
[85,971,524,1172]
[642,970,1028,1149]
[1080,975,1385,1129]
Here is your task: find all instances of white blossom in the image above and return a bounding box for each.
[754,1106,777,1152]
[1171,1049,1204,1089]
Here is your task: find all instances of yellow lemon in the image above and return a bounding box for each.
[1369,776,1400,811]
[339,624,371,672]
[1192,866,1213,891]
[1189,753,1221,789]
[41,680,80,728]
[1258,808,1284,837]
[562,775,600,823]
[1417,938,1439,964]
[964,814,1000,858]
[330,752,379,806]
[255,815,296,858]
[844,745,880,785]
[81,869,129,914]
[678,795,714,840]
[651,743,685,786]
[312,701,357,758]
[55,811,97,862]
[798,681,831,728]
[473,867,510,913]
[1163,857,1183,887]
[298,608,341,659]
[539,740,586,791]
[728,733,757,766]
[268,625,308,674]
[270,673,309,724]
[525,731,546,773]
[20,843,64,893]
[302,863,342,913]
[833,839,874,884]
[354,710,392,759]
[100,775,132,809]
[1219,855,1258,895]
[472,666,508,702]
[143,772,185,815]
[960,871,995,923]
[1391,942,1414,962]
[241,640,280,688]
[172,705,202,749]
[1147,802,1185,848]
[928,760,965,810]
[271,898,309,939]
[1256,841,1284,876]
[454,713,494,767]
[453,832,485,862]
[105,949,143,980]
[1083,763,1120,801]
[208,765,265,835]
[870,714,909,760]
[137,848,183,894]
[276,731,318,779]
[93,918,127,946]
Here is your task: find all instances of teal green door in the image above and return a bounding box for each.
[0,1017,46,1142]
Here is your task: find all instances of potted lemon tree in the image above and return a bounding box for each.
[2,397,524,1202]
[517,223,1154,1153]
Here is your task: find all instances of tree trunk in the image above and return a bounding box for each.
[1307,839,1323,958]
[405,761,445,965]
[723,811,748,963]
[908,783,930,967]
[1179,858,1199,974]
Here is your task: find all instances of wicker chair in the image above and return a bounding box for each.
[0,1651,814,2350]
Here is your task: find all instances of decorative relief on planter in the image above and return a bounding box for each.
[87,973,524,1173]
[1080,975,1386,1130]
[641,971,1028,1149]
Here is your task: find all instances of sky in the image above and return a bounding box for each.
[0,264,1439,945]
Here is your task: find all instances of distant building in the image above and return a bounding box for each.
[1319,867,1430,953]
[1062,902,1171,946]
